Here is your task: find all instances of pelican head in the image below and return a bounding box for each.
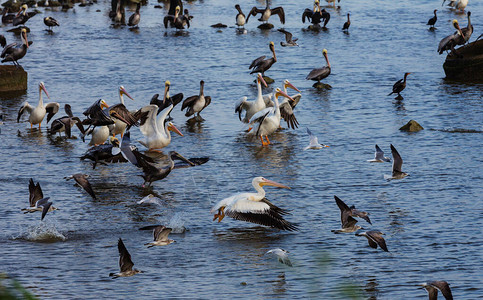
[167,122,183,136]
[39,82,50,98]
[21,28,29,48]
[269,41,275,51]
[165,80,171,87]
[175,5,180,13]
[257,73,268,87]
[119,86,134,100]
[452,19,459,29]
[283,79,300,93]
[322,49,328,56]
[100,99,109,109]
[274,88,294,101]
[109,136,120,146]
[254,177,291,189]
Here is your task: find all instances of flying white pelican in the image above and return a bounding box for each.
[17,82,60,130]
[210,177,298,231]
[108,85,135,138]
[136,104,183,151]
[249,88,292,146]
[235,73,268,123]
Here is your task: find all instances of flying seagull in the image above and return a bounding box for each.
[278,28,298,47]
[332,195,371,233]
[65,173,97,200]
[355,230,389,252]
[304,128,329,150]
[420,281,453,300]
[139,225,175,247]
[368,144,390,162]
[22,178,56,220]
[109,238,142,278]
[266,248,292,267]
[388,144,409,179]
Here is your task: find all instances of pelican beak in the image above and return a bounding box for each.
[275,89,294,101]
[120,87,134,100]
[22,30,29,48]
[41,84,50,99]
[323,144,330,147]
[260,178,291,189]
[258,73,267,88]
[100,100,109,110]
[284,81,300,93]
[167,122,183,136]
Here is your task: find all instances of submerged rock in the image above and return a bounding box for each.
[313,82,332,90]
[254,76,274,84]
[399,120,423,132]
[211,23,227,28]
[258,23,274,30]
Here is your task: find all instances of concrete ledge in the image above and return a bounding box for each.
[0,65,27,92]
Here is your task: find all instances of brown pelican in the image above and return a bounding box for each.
[44,17,59,31]
[2,7,15,24]
[135,150,195,187]
[1,28,29,67]
[21,178,57,220]
[164,6,190,30]
[438,20,465,54]
[388,72,410,98]
[306,49,331,85]
[457,11,472,45]
[332,195,371,233]
[109,238,142,278]
[50,104,85,138]
[235,73,268,123]
[249,41,277,76]
[210,177,298,231]
[321,9,330,28]
[266,249,292,267]
[302,0,323,26]
[278,29,298,47]
[420,281,453,300]
[235,4,245,29]
[65,173,97,200]
[355,230,389,252]
[136,104,183,151]
[13,5,36,27]
[304,128,329,150]
[342,13,350,31]
[427,10,437,29]
[388,144,409,180]
[246,0,285,25]
[128,3,140,27]
[17,82,59,130]
[181,80,211,120]
[113,0,122,23]
[368,144,391,162]
[139,225,175,247]
[150,80,183,118]
[248,88,293,146]
[108,86,137,138]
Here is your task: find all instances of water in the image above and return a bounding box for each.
[1,0,482,298]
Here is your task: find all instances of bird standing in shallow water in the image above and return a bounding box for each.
[17,82,60,130]
[342,13,350,32]
[249,41,277,77]
[427,9,437,29]
[388,72,410,100]
[306,49,331,87]
[128,3,141,28]
[181,80,211,121]
[44,17,59,32]
[235,4,245,29]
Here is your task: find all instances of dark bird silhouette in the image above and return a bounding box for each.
[420,281,453,300]
[302,0,323,25]
[321,9,330,28]
[2,7,16,24]
[388,72,410,98]
[355,230,389,252]
[50,104,85,138]
[109,238,142,278]
[342,13,350,31]
[306,49,331,84]
[150,80,183,117]
[164,5,190,29]
[13,5,37,27]
[427,9,437,29]
[1,28,29,67]
[249,41,277,76]
[128,3,141,27]
[246,0,285,25]
[44,17,60,31]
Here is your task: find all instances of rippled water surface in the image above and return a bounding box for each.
[1,0,482,298]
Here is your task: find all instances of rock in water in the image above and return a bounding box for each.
[211,23,227,28]
[254,76,274,84]
[258,23,274,30]
[313,82,332,90]
[399,120,423,132]
[0,66,28,92]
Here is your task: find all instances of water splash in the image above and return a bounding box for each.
[137,194,162,205]
[14,222,66,242]
[168,212,186,234]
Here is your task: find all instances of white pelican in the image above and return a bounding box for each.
[235,73,268,123]
[108,86,135,138]
[109,238,142,278]
[17,82,59,130]
[249,88,292,146]
[210,177,298,231]
[137,104,183,151]
[86,125,110,146]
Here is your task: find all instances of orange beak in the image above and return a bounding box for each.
[258,73,268,88]
[120,87,134,100]
[275,89,294,101]
[41,84,50,99]
[168,123,183,136]
[260,178,291,189]
[284,81,300,93]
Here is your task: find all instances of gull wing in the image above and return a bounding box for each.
[390,144,403,173]
[73,174,96,200]
[29,178,44,207]
[367,231,389,252]
[118,238,134,272]
[154,226,172,242]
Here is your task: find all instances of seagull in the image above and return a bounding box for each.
[278,29,298,47]
[355,230,389,252]
[139,225,175,247]
[387,144,409,179]
[332,195,371,233]
[137,194,162,205]
[21,178,56,220]
[266,248,292,267]
[65,173,96,200]
[304,128,329,150]
[109,238,142,278]
[368,144,391,162]
[420,281,453,300]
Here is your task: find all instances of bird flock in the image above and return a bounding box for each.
[1,0,476,298]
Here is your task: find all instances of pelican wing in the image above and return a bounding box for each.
[234,97,250,121]
[117,238,134,272]
[306,67,330,80]
[109,104,137,126]
[173,157,209,169]
[271,7,285,24]
[226,198,297,231]
[136,105,158,137]
[45,102,60,123]
[249,55,266,70]
[0,42,17,58]
[17,102,33,123]
[248,107,273,125]
[169,93,184,107]
[181,95,198,111]
[302,8,313,23]
[28,178,44,207]
[279,100,299,129]
[390,144,403,173]
[246,7,264,23]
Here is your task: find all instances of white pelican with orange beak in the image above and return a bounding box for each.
[211,177,298,231]
[249,88,293,146]
[235,73,268,123]
[17,82,59,130]
[137,104,183,151]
